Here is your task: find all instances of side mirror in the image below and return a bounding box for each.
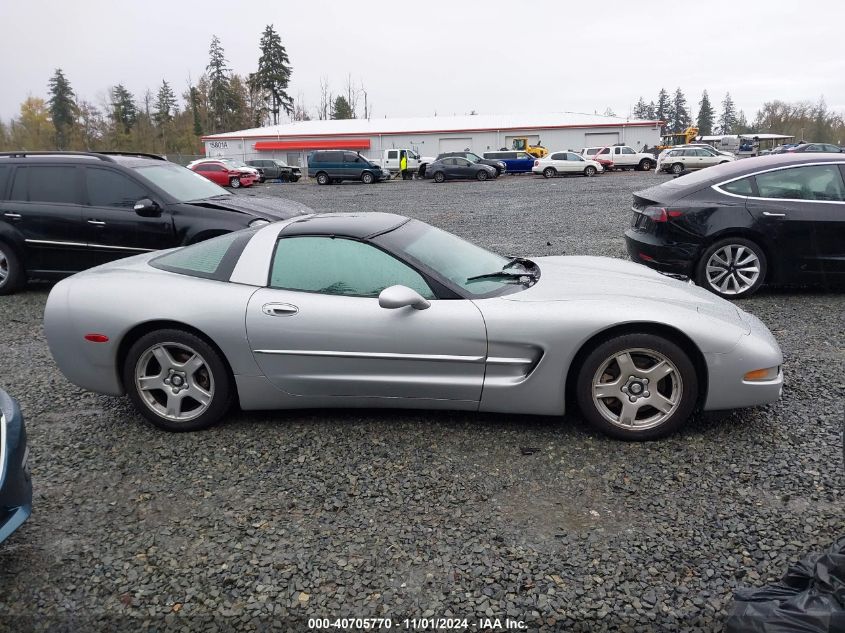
[134,198,161,217]
[378,285,430,311]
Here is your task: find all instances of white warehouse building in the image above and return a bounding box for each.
[201,112,662,173]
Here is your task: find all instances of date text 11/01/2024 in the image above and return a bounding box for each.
[308,617,528,630]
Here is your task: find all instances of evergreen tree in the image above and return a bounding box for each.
[110,84,137,134]
[190,86,204,136]
[48,68,77,149]
[154,80,177,125]
[718,93,737,134]
[632,97,648,119]
[207,35,231,132]
[669,88,691,133]
[256,25,293,124]
[696,90,715,136]
[655,88,670,132]
[735,110,750,135]
[646,101,656,119]
[331,95,354,120]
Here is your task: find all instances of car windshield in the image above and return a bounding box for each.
[133,163,230,202]
[375,220,533,297]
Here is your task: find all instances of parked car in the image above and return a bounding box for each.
[307,150,389,185]
[188,158,262,183]
[423,157,497,182]
[246,159,302,182]
[625,153,845,298]
[373,149,422,179]
[482,150,537,174]
[532,152,603,178]
[189,160,257,188]
[0,389,31,544]
[657,147,736,174]
[0,151,309,294]
[784,143,844,154]
[45,213,783,441]
[582,145,656,171]
[436,152,506,176]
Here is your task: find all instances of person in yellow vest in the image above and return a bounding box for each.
[399,150,408,180]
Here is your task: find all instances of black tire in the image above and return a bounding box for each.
[361,171,375,185]
[123,328,233,432]
[671,163,684,175]
[0,241,25,296]
[695,237,767,299]
[229,177,241,188]
[433,171,446,183]
[543,167,557,179]
[418,164,427,178]
[316,172,330,185]
[476,170,489,181]
[290,176,300,183]
[576,333,699,441]
[638,160,653,171]
[584,166,597,177]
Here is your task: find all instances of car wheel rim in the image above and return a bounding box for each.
[705,245,760,295]
[591,348,682,431]
[135,342,215,422]
[544,168,554,178]
[0,249,8,285]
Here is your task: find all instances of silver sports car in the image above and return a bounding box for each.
[44,213,783,440]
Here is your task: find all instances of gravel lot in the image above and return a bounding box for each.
[1,171,842,632]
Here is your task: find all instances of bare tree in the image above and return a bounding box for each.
[344,74,361,118]
[293,92,310,121]
[318,77,331,121]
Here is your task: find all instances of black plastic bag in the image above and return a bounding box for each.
[726,537,845,633]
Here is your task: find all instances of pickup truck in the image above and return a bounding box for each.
[581,145,656,171]
[372,149,422,179]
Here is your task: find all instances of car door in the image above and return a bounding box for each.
[81,166,176,266]
[245,235,488,401]
[454,157,474,178]
[195,163,226,185]
[439,157,457,178]
[3,164,86,273]
[745,164,844,279]
[386,149,399,172]
[564,153,584,173]
[618,146,637,167]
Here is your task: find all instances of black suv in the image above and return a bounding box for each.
[246,159,302,182]
[435,152,506,176]
[0,151,309,294]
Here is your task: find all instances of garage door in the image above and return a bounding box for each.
[438,137,473,153]
[584,132,619,148]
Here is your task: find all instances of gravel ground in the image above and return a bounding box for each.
[0,171,842,632]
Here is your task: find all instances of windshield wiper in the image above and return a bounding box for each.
[503,256,535,271]
[466,270,536,284]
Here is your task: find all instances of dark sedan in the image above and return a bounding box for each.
[785,143,843,154]
[423,157,498,183]
[247,159,302,182]
[436,151,506,176]
[624,154,845,298]
[0,389,31,544]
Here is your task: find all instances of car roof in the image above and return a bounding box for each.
[280,212,409,239]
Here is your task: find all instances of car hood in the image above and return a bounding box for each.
[186,194,312,220]
[506,256,747,327]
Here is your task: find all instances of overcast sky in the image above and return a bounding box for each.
[2,0,844,125]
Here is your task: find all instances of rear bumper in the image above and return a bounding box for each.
[1,392,32,544]
[624,229,699,276]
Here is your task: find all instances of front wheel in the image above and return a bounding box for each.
[123,329,233,432]
[361,171,375,184]
[433,171,446,183]
[476,170,489,181]
[576,333,698,440]
[584,166,597,177]
[0,242,25,295]
[229,177,241,188]
[696,237,767,299]
[543,167,557,179]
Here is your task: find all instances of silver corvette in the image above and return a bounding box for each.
[44,213,783,440]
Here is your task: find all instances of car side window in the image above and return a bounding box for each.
[755,165,845,201]
[387,150,398,159]
[456,158,471,167]
[597,148,610,156]
[721,177,754,196]
[10,166,80,204]
[550,152,566,160]
[621,147,635,155]
[567,153,582,161]
[0,165,9,197]
[85,168,149,209]
[269,237,435,299]
[344,152,362,163]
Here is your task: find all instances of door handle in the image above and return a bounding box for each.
[3,212,21,219]
[762,212,786,217]
[87,220,106,226]
[262,303,299,317]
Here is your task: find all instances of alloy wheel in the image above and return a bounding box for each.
[591,348,682,431]
[0,248,8,286]
[134,342,215,422]
[705,244,761,295]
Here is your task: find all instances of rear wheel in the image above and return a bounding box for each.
[576,333,698,440]
[361,171,375,184]
[543,167,557,179]
[0,242,25,295]
[671,163,684,174]
[229,177,241,188]
[316,172,330,185]
[696,237,767,299]
[476,170,489,181]
[123,329,233,432]
[584,166,597,177]
[433,171,446,183]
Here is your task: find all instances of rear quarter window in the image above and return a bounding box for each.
[720,177,754,196]
[150,230,255,280]
[0,165,9,197]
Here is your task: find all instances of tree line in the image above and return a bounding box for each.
[632,88,845,143]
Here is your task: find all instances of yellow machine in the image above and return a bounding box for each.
[511,137,549,158]
[657,126,699,150]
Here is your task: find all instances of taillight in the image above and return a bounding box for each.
[643,207,684,223]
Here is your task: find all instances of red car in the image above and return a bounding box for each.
[189,160,256,188]
[590,147,616,172]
